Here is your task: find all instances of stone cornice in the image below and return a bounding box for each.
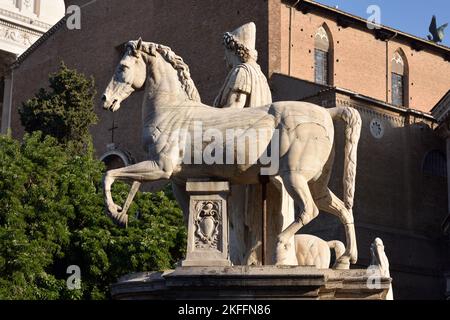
[334,98,407,126]
[0,19,43,37]
[0,18,43,53]
[0,8,51,32]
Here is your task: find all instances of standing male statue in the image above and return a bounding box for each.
[214,22,297,265]
[214,22,271,109]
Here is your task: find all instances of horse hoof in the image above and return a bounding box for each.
[275,255,290,266]
[333,257,350,270]
[106,204,127,226]
[349,249,358,264]
[275,242,292,265]
[118,214,128,227]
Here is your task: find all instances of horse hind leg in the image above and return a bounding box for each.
[275,171,319,265]
[274,124,331,265]
[312,186,358,270]
[309,149,357,269]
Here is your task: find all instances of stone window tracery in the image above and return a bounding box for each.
[391,50,408,107]
[314,25,333,85]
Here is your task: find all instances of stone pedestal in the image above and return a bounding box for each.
[182,180,231,267]
[111,266,392,300]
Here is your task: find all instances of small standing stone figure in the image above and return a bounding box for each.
[214,22,297,266]
[369,238,394,300]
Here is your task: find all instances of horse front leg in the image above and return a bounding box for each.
[104,173,125,225]
[103,160,172,226]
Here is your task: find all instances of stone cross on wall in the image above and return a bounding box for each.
[108,119,118,144]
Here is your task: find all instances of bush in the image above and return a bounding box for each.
[19,63,98,154]
[1,62,186,300]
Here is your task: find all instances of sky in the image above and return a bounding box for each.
[313,0,450,47]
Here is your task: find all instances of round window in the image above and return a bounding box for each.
[370,119,384,139]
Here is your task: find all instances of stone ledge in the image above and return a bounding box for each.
[186,180,230,193]
[111,266,391,300]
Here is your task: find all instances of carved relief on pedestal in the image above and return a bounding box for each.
[194,200,221,250]
[182,181,231,267]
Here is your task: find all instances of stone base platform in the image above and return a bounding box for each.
[111,266,391,300]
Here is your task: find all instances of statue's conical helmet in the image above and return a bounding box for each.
[223,22,258,62]
[229,22,256,52]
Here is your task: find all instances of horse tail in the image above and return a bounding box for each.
[327,240,346,260]
[327,107,362,214]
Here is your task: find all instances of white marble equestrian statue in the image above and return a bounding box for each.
[101,39,362,269]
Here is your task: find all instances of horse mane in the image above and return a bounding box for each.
[140,42,201,102]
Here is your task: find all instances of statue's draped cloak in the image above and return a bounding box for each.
[214,62,272,109]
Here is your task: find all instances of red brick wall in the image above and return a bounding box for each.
[273,4,450,112]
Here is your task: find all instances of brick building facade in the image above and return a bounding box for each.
[1,0,449,299]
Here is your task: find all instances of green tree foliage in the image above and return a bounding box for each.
[19,63,98,154]
[0,64,186,299]
[0,132,186,300]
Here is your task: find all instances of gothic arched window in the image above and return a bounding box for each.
[391,50,408,107]
[423,150,447,178]
[314,25,333,85]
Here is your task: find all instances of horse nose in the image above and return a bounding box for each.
[101,95,107,102]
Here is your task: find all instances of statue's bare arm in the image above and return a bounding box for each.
[223,91,248,109]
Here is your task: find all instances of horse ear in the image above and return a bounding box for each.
[137,37,143,50]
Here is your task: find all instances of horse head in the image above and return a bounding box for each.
[102,38,149,112]
[102,39,200,112]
